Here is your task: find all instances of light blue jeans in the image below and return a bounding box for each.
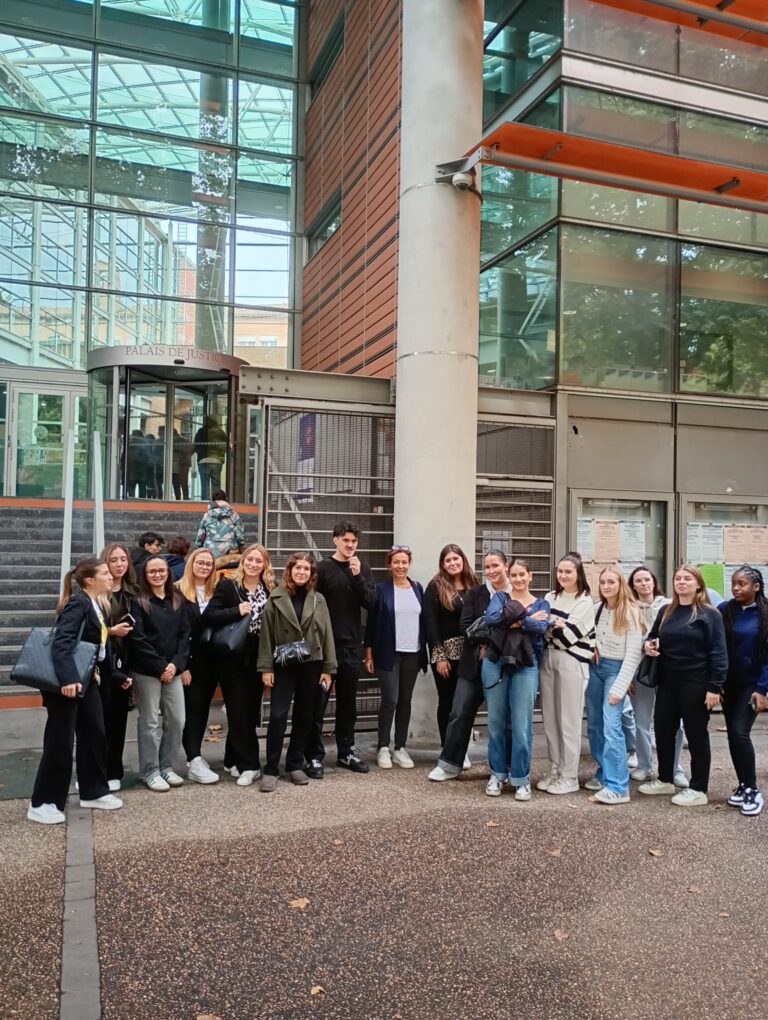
[586,657,630,795]
[482,657,539,786]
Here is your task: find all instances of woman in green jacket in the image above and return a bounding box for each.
[257,552,336,792]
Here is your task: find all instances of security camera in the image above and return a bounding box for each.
[451,172,474,192]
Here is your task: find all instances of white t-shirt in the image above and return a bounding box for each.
[195,585,210,612]
[394,585,421,652]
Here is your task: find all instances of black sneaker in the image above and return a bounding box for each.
[304,758,325,780]
[337,750,369,774]
[727,783,747,807]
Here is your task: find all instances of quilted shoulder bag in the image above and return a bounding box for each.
[274,594,315,668]
[11,616,98,695]
[465,614,490,646]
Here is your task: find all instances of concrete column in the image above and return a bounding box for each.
[395,0,483,744]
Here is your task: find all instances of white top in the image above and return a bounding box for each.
[89,598,108,662]
[594,603,645,699]
[195,585,210,611]
[394,585,421,652]
[637,595,669,632]
[544,590,596,663]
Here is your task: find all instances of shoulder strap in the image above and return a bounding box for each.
[595,602,604,626]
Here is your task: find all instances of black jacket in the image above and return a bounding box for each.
[316,556,376,647]
[364,578,428,673]
[486,598,535,668]
[202,577,268,668]
[52,592,112,689]
[422,580,466,651]
[179,594,208,667]
[129,592,190,677]
[457,584,492,681]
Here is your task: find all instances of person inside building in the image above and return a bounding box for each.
[365,546,427,770]
[308,521,376,778]
[639,565,727,807]
[537,553,596,796]
[172,428,193,501]
[719,565,768,817]
[627,567,688,789]
[100,543,138,791]
[585,567,644,805]
[423,544,478,757]
[257,552,336,792]
[202,544,275,787]
[428,549,511,783]
[176,548,220,785]
[165,536,191,582]
[195,490,245,558]
[28,558,123,823]
[482,558,550,801]
[129,557,190,792]
[194,415,228,500]
[131,531,164,573]
[126,429,150,498]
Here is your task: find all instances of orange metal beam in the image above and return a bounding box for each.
[592,0,768,47]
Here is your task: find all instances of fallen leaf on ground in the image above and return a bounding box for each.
[204,735,222,743]
[485,820,499,828]
[717,726,727,732]
[310,986,325,997]
[553,929,569,941]
[208,723,222,732]
[546,849,562,857]
[688,886,701,895]
[648,848,663,857]
[196,1014,221,1020]
[289,897,310,910]
[566,803,577,810]
[332,838,343,846]
[718,912,730,918]
[20,756,33,762]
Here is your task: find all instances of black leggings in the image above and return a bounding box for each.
[182,655,220,762]
[265,662,321,775]
[431,660,459,749]
[655,679,711,793]
[722,684,758,789]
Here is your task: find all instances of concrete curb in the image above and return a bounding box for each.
[61,807,101,1020]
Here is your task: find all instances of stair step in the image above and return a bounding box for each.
[0,628,37,643]
[0,580,61,593]
[0,566,66,580]
[0,594,58,609]
[0,645,22,666]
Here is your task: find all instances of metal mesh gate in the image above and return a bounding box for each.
[475,483,554,594]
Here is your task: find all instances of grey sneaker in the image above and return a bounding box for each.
[260,774,278,793]
[584,775,604,791]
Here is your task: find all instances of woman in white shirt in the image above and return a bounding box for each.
[585,567,644,804]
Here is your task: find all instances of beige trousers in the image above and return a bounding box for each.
[540,648,589,783]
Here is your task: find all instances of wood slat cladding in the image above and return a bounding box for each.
[303,0,402,377]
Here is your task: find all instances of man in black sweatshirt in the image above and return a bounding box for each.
[304,520,376,777]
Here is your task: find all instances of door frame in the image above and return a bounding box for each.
[5,382,87,498]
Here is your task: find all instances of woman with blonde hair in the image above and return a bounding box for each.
[639,565,727,807]
[585,567,644,804]
[202,543,275,786]
[177,548,219,784]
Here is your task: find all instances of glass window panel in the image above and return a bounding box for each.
[564,0,676,74]
[94,127,235,223]
[678,201,768,250]
[561,181,674,232]
[521,87,561,130]
[483,0,563,123]
[99,1,234,65]
[234,307,289,366]
[0,111,89,202]
[0,280,85,367]
[0,381,6,495]
[0,1,94,40]
[236,151,293,230]
[240,1,297,78]
[96,53,232,144]
[90,292,230,351]
[0,34,92,120]
[679,244,768,398]
[679,109,768,174]
[0,197,87,287]
[234,228,289,306]
[680,29,766,98]
[481,166,557,264]
[237,78,294,153]
[560,226,674,393]
[479,228,557,390]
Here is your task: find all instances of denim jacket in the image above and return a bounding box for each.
[486,593,551,664]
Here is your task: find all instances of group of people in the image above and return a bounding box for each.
[124,416,228,501]
[26,518,767,825]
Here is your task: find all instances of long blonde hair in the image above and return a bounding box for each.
[661,564,711,625]
[234,543,276,591]
[177,547,217,603]
[598,567,645,635]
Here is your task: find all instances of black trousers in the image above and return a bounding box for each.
[722,683,758,789]
[432,660,460,748]
[655,678,711,793]
[439,675,484,770]
[378,651,421,750]
[182,655,220,762]
[31,682,109,810]
[265,662,321,775]
[220,663,263,772]
[306,644,362,761]
[98,676,130,781]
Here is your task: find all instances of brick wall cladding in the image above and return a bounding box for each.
[302,0,401,378]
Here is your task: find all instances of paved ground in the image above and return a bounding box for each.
[1,708,767,1020]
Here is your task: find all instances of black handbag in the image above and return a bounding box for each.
[465,614,490,646]
[634,654,659,689]
[274,594,316,668]
[208,614,250,659]
[11,617,98,696]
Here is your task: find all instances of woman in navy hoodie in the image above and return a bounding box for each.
[719,565,768,817]
[365,546,427,770]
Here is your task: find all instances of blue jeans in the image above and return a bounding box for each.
[482,657,539,786]
[586,658,629,795]
[621,697,636,754]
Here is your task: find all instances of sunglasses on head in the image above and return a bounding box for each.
[390,545,411,553]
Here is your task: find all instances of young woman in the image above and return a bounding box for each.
[202,544,275,786]
[639,565,727,807]
[365,546,428,769]
[538,553,596,795]
[256,552,336,792]
[100,543,137,791]
[177,548,219,784]
[423,544,478,756]
[627,567,687,788]
[28,559,122,823]
[428,550,510,782]
[585,568,644,805]
[482,558,550,801]
[130,557,191,792]
[719,566,768,817]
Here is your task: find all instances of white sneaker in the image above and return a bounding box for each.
[144,773,170,792]
[27,803,65,825]
[80,794,123,810]
[584,775,604,791]
[108,779,122,792]
[236,769,261,787]
[223,765,241,779]
[160,770,184,787]
[547,777,580,795]
[671,787,708,807]
[187,757,220,785]
[741,788,764,817]
[462,755,472,771]
[485,775,504,797]
[428,766,457,782]
[594,787,630,805]
[638,779,675,796]
[377,747,393,769]
[392,748,414,769]
[536,771,559,792]
[630,768,651,782]
[515,783,531,801]
[627,752,639,769]
[673,770,689,789]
